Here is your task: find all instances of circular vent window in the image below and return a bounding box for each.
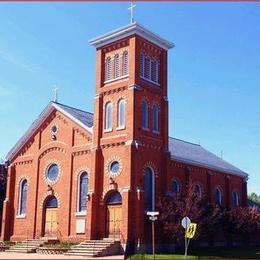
[46,163,59,182]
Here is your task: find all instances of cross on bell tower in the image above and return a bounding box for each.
[128,2,136,24]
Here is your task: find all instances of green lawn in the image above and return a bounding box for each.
[129,247,260,259]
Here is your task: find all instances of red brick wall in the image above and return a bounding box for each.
[1,32,247,247]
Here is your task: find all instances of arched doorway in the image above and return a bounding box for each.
[105,191,122,237]
[44,196,58,237]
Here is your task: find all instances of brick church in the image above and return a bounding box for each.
[1,22,248,250]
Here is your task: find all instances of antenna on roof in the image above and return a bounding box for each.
[128,2,136,24]
[221,150,223,159]
[53,85,59,103]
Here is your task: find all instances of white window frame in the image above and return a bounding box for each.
[215,187,222,205]
[76,171,89,215]
[142,100,149,130]
[122,51,129,76]
[105,57,111,81]
[104,102,113,131]
[114,54,120,79]
[117,99,126,130]
[152,104,159,133]
[17,178,27,218]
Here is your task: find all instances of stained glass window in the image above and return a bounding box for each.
[19,179,28,215]
[144,167,154,211]
[79,172,88,212]
[47,164,59,182]
[106,192,122,205]
[142,100,148,129]
[46,196,58,208]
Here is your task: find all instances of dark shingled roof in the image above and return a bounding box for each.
[169,137,247,177]
[54,102,93,128]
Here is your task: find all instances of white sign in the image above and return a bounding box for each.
[146,211,159,217]
[181,217,191,229]
[76,219,86,234]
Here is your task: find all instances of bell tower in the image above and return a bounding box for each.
[89,22,173,245]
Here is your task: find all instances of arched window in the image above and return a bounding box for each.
[232,191,239,207]
[105,102,112,130]
[46,196,58,208]
[105,57,111,81]
[117,99,125,128]
[114,54,120,78]
[140,53,145,77]
[172,180,180,193]
[19,179,28,215]
[155,61,159,83]
[122,51,128,76]
[78,172,89,212]
[151,59,156,82]
[152,105,159,132]
[142,100,148,129]
[106,191,122,205]
[145,56,151,79]
[144,167,155,211]
[215,187,222,205]
[194,184,202,197]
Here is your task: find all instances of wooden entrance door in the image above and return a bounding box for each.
[106,205,122,236]
[44,208,58,237]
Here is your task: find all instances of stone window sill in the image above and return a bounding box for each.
[142,127,150,131]
[75,211,86,217]
[16,214,26,219]
[140,76,160,87]
[104,75,129,84]
[116,126,126,131]
[104,128,113,133]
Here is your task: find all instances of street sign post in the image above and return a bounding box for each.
[181,217,191,257]
[181,218,197,258]
[147,211,159,260]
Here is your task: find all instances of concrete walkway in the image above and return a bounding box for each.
[0,252,125,259]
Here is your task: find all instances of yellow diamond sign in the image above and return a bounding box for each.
[185,223,197,239]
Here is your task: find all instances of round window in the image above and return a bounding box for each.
[109,161,120,176]
[51,125,58,135]
[47,163,59,182]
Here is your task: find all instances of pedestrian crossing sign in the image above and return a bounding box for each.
[185,223,197,239]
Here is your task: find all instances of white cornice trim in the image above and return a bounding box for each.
[89,22,174,50]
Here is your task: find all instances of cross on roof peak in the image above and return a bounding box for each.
[128,2,136,24]
[53,85,59,102]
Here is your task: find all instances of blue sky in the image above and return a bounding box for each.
[0,2,259,194]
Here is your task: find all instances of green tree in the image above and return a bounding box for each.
[248,192,260,204]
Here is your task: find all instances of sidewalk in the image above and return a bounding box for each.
[0,252,125,259]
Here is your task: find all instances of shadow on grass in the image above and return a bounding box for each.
[129,247,260,259]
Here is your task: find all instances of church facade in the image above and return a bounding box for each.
[1,23,248,248]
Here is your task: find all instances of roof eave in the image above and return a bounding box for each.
[89,22,174,50]
[6,102,93,162]
[171,155,249,179]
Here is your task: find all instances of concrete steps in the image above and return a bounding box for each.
[65,239,121,257]
[6,239,46,253]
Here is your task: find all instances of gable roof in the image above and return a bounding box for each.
[169,137,248,177]
[53,102,93,129]
[89,22,174,50]
[6,102,93,161]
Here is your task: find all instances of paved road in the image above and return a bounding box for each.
[0,252,124,259]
